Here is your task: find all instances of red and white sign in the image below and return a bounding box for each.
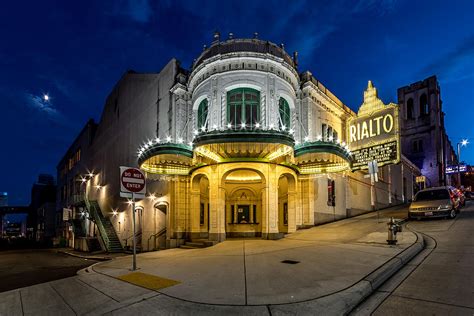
[120,166,146,198]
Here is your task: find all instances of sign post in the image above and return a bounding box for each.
[368,160,380,222]
[120,167,146,271]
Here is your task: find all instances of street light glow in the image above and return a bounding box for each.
[461,139,468,146]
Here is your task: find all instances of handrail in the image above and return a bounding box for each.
[147,228,167,251]
[124,231,142,248]
[86,198,111,250]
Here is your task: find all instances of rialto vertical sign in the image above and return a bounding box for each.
[348,81,400,171]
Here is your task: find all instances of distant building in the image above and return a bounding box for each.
[30,174,56,243]
[56,120,99,250]
[398,75,457,187]
[0,192,7,207]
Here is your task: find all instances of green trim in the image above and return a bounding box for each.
[138,143,193,165]
[294,141,352,161]
[193,129,295,147]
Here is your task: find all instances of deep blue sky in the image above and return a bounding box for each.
[1,0,474,205]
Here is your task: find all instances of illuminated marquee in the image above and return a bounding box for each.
[348,81,401,171]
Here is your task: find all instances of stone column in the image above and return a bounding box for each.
[208,168,226,242]
[262,165,281,239]
[190,190,201,240]
[287,191,297,233]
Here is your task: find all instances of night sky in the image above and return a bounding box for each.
[1,0,474,205]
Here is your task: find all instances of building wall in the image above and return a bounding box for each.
[398,75,453,187]
[86,60,179,249]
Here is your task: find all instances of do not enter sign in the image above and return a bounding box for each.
[120,167,146,198]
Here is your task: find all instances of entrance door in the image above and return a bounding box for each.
[237,205,250,223]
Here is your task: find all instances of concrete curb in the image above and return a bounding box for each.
[57,250,112,261]
[269,231,425,315]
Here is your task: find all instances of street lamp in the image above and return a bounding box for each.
[457,139,469,188]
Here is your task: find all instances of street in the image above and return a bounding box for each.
[0,249,98,292]
[354,201,474,315]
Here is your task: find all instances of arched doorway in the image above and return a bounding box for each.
[190,174,210,240]
[151,202,168,250]
[222,169,264,238]
[278,173,297,234]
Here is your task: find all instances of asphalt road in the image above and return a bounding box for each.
[0,249,98,292]
[355,201,474,315]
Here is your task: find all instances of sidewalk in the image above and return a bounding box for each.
[0,207,424,315]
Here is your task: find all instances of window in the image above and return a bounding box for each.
[327,179,335,206]
[413,139,424,153]
[283,202,288,225]
[322,124,327,140]
[197,99,208,129]
[279,98,291,129]
[237,205,250,223]
[227,88,260,127]
[200,203,205,225]
[407,98,414,119]
[327,126,333,141]
[419,94,429,116]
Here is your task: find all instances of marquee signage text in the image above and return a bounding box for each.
[348,82,401,171]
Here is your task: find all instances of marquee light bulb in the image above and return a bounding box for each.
[155,137,160,143]
[269,123,274,129]
[289,128,294,134]
[212,124,217,130]
[166,136,171,142]
[177,137,183,143]
[241,122,246,128]
[317,134,322,141]
[255,123,260,128]
[227,123,232,129]
[281,125,286,131]
[304,136,310,142]
[201,126,206,131]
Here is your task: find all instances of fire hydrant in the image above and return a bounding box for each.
[387,217,402,245]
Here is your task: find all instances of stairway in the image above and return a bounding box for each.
[180,239,216,249]
[88,200,123,252]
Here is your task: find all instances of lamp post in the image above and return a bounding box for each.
[457,139,468,188]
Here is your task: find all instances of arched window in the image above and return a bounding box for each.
[279,98,291,129]
[407,98,414,119]
[227,88,260,127]
[419,94,428,116]
[197,99,208,129]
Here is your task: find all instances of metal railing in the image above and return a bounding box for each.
[147,228,167,251]
[87,199,111,251]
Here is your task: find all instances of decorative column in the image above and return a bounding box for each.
[287,191,297,233]
[262,165,281,239]
[208,166,226,241]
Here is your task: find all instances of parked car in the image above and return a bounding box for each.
[464,191,473,200]
[409,186,460,220]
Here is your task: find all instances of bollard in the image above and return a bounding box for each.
[387,217,402,245]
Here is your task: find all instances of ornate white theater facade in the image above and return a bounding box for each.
[57,36,420,251]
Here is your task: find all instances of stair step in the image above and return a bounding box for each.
[180,245,201,249]
[185,242,206,248]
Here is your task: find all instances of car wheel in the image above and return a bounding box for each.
[448,209,457,219]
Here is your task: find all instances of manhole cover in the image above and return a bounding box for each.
[281,260,300,264]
